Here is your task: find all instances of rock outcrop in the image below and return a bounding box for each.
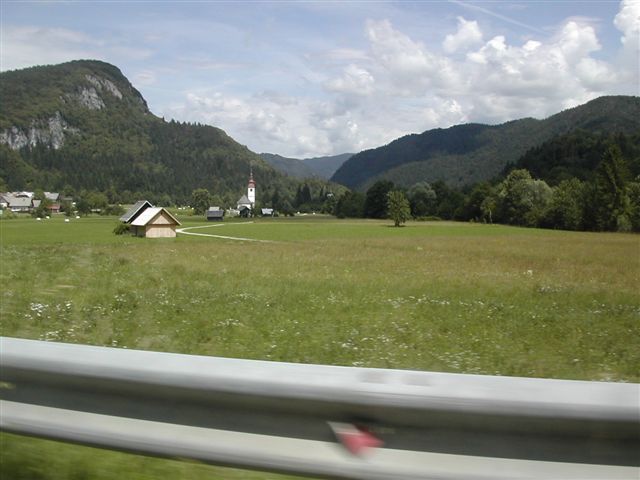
[0,112,79,150]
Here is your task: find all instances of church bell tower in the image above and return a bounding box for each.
[247,169,256,206]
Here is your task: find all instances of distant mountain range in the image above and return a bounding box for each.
[331,96,640,190]
[3,61,638,200]
[259,152,353,179]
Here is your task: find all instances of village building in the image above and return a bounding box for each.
[7,195,32,212]
[129,207,181,238]
[47,203,61,214]
[120,200,153,224]
[206,207,225,221]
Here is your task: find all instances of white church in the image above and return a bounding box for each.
[236,171,256,216]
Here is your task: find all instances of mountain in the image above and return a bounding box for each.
[260,152,353,179]
[260,153,317,179]
[304,153,353,178]
[0,60,301,204]
[509,130,640,185]
[331,96,640,190]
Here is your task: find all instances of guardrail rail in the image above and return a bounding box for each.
[1,337,639,479]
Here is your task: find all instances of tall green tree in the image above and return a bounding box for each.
[387,190,411,227]
[592,145,631,231]
[542,178,586,231]
[364,180,394,218]
[497,169,551,226]
[407,182,436,218]
[191,188,212,215]
[334,191,365,218]
[627,180,640,232]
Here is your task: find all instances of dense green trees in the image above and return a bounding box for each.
[334,191,365,218]
[191,188,212,215]
[407,182,436,218]
[364,180,394,218]
[331,137,639,233]
[591,145,631,231]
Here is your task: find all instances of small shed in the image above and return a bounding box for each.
[238,205,251,218]
[130,207,181,238]
[206,207,225,221]
[261,208,274,217]
[48,203,61,214]
[120,200,153,224]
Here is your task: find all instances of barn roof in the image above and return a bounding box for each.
[9,196,31,208]
[207,207,224,217]
[130,207,181,227]
[120,200,153,223]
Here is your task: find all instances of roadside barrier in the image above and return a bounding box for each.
[1,337,638,479]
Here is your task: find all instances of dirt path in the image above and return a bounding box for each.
[176,222,273,243]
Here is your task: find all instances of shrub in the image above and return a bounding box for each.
[113,222,130,235]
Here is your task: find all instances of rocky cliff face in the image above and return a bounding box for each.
[0,72,130,150]
[0,111,79,150]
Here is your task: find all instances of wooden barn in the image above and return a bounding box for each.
[206,207,225,221]
[130,207,181,238]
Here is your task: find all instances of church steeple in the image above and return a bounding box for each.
[247,168,256,205]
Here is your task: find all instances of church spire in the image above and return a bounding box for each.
[247,168,256,205]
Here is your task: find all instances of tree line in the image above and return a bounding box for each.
[333,144,640,232]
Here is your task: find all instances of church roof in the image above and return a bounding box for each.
[237,194,251,205]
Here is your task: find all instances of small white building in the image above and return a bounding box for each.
[130,207,181,238]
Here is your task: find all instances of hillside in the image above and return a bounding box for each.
[511,130,640,185]
[304,153,353,178]
[260,153,317,179]
[260,152,352,179]
[0,60,298,204]
[331,96,640,190]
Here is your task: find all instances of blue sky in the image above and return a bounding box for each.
[1,1,638,157]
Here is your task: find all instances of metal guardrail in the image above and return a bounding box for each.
[1,336,639,479]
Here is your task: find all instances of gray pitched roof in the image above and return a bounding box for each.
[237,195,251,205]
[120,200,153,223]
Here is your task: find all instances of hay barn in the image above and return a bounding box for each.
[130,207,181,238]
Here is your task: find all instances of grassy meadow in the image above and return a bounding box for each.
[1,213,639,479]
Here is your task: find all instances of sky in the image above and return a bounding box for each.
[1,1,638,158]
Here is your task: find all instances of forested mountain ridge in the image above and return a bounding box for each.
[260,153,318,179]
[0,60,302,204]
[331,96,640,190]
[260,152,353,179]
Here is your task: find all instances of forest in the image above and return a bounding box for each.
[333,132,640,233]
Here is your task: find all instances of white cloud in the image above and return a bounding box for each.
[614,0,640,47]
[0,26,99,71]
[443,17,483,53]
[133,70,157,86]
[325,64,375,95]
[0,25,152,72]
[166,5,636,158]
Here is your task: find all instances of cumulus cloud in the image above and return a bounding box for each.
[443,17,483,53]
[167,2,636,157]
[325,64,375,95]
[166,90,368,157]
[614,0,640,47]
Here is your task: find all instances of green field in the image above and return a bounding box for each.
[1,214,639,479]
